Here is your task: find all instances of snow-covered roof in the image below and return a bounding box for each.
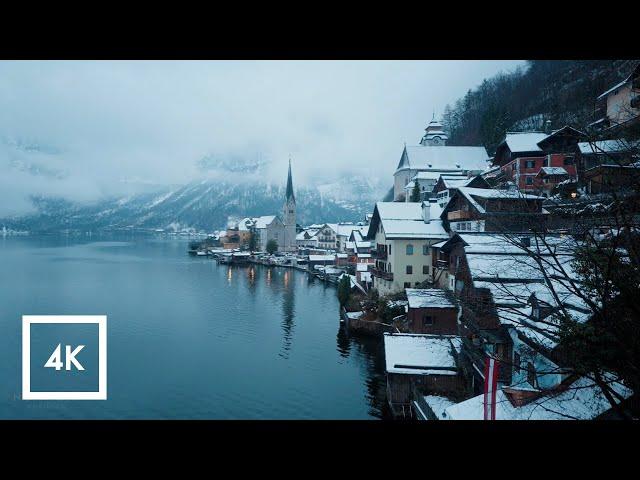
[597,79,628,100]
[406,288,456,309]
[383,333,460,375]
[455,187,545,214]
[376,202,423,220]
[441,176,472,189]
[538,166,569,176]
[578,139,638,155]
[308,254,335,262]
[371,202,448,240]
[415,170,464,181]
[238,215,278,231]
[382,219,448,239]
[502,132,548,153]
[255,215,277,229]
[423,395,457,420]
[444,376,632,420]
[398,145,489,173]
[296,229,318,240]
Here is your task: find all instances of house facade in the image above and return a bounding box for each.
[492,131,578,194]
[440,187,547,234]
[368,202,448,295]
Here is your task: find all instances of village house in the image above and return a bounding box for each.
[393,118,489,201]
[440,186,547,233]
[492,131,578,194]
[383,332,465,418]
[404,171,463,202]
[367,201,449,295]
[305,223,338,250]
[433,173,490,208]
[296,228,319,249]
[588,63,640,135]
[405,288,458,335]
[577,139,640,194]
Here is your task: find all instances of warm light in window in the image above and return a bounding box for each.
[571,192,577,198]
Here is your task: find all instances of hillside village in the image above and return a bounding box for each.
[194,62,640,420]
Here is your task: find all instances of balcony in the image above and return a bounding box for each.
[447,210,472,221]
[372,268,393,281]
[374,247,387,260]
[436,259,449,269]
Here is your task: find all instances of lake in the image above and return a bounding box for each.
[0,235,388,419]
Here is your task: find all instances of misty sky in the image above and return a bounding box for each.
[0,60,525,215]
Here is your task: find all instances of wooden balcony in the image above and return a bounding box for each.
[372,268,393,281]
[447,210,472,221]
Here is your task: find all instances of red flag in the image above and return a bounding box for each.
[483,356,500,420]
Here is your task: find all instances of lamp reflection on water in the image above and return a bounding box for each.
[227,267,233,283]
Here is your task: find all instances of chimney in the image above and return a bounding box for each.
[422,202,430,223]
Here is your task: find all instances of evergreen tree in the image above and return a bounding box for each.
[410,181,421,202]
[266,239,278,254]
[248,231,258,252]
[337,275,351,307]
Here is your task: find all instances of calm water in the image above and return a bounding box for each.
[0,235,387,419]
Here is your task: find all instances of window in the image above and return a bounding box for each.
[423,265,429,275]
[404,282,411,288]
[527,362,537,388]
[513,352,521,373]
[543,157,549,167]
[389,244,392,255]
[525,160,536,169]
[406,244,414,255]
[406,265,413,274]
[423,315,433,327]
[525,176,534,185]
[564,157,574,165]
[423,244,429,255]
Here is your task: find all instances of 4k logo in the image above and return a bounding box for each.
[45,344,86,371]
[22,315,107,400]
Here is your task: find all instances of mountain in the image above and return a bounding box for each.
[442,60,640,154]
[1,177,385,234]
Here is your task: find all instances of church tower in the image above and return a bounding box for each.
[419,114,449,146]
[282,158,296,252]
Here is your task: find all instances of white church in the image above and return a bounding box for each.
[393,118,489,201]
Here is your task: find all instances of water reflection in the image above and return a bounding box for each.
[280,269,295,359]
[335,326,390,419]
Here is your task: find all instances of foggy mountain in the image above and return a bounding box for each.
[0,145,387,233]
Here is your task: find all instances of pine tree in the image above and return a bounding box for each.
[410,181,421,202]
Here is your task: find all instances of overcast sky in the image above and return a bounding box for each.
[0,60,525,215]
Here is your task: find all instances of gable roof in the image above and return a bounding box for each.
[367,202,448,240]
[450,187,545,215]
[444,376,632,420]
[500,132,548,154]
[396,145,489,173]
[538,166,569,176]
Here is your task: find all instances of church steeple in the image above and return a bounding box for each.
[285,157,295,203]
[282,157,297,252]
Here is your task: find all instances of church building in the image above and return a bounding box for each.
[393,118,490,201]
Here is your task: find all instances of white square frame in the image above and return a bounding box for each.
[22,315,107,400]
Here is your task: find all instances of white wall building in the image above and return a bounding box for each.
[367,201,449,296]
